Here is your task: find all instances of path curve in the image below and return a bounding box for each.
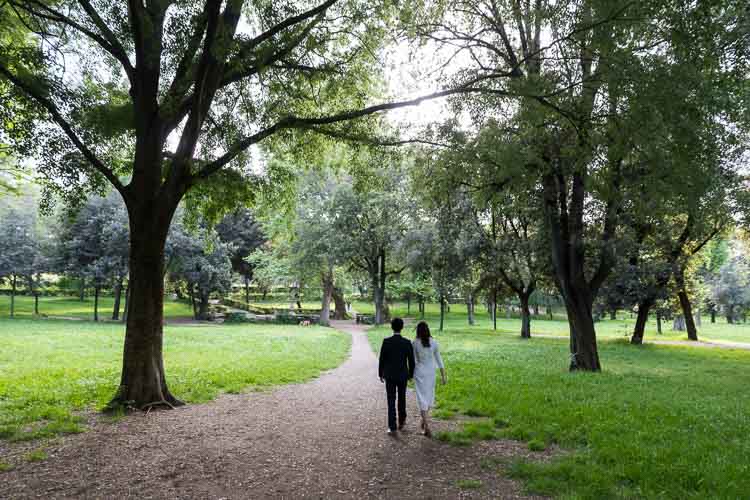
[0,320,546,499]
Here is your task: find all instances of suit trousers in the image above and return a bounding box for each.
[385,378,407,431]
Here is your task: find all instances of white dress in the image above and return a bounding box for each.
[412,339,445,411]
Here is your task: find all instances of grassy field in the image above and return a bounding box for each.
[0,318,350,442]
[0,295,194,320]
[353,300,750,344]
[368,315,750,499]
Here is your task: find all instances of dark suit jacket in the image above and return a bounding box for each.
[379,334,415,381]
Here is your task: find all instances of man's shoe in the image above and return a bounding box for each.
[398,422,406,431]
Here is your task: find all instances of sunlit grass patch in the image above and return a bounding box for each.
[0,319,350,441]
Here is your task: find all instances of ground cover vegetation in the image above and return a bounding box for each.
[368,314,750,499]
[1,0,750,497]
[0,318,349,441]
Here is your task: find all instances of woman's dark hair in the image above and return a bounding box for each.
[416,321,431,347]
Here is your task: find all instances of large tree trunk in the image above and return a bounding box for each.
[108,209,182,410]
[519,293,531,339]
[332,286,346,320]
[196,288,210,320]
[94,285,100,321]
[319,269,333,326]
[112,277,123,320]
[631,296,654,345]
[564,295,601,371]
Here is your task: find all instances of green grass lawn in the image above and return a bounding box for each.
[0,295,194,320]
[368,316,750,499]
[0,318,350,442]
[353,300,750,344]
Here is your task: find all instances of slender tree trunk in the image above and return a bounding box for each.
[656,310,662,334]
[244,275,250,304]
[373,250,387,324]
[710,308,716,323]
[112,278,124,320]
[519,293,531,338]
[94,285,100,321]
[34,293,39,315]
[678,291,698,340]
[492,288,497,331]
[319,269,333,327]
[188,283,198,320]
[467,295,475,326]
[726,313,733,324]
[332,286,346,320]
[109,211,182,409]
[609,309,617,320]
[406,295,410,315]
[439,294,445,331]
[533,303,539,316]
[10,275,16,317]
[631,296,654,345]
[419,299,424,319]
[79,278,85,301]
[695,309,701,326]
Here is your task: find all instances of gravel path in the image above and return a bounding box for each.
[0,321,549,499]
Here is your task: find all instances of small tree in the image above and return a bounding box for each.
[0,208,39,317]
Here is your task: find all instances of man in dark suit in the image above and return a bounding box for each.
[379,317,415,434]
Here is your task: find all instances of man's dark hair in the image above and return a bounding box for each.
[391,317,404,333]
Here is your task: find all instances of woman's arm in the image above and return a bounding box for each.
[434,341,446,384]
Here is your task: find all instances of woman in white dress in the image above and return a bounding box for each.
[413,321,447,437]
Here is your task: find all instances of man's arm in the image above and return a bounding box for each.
[407,341,415,380]
[378,339,387,381]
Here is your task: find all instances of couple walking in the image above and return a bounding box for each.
[378,318,447,437]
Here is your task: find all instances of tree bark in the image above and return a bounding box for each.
[79,278,85,301]
[373,250,387,324]
[244,275,250,304]
[678,290,698,340]
[406,295,410,315]
[94,285,100,321]
[197,292,210,320]
[519,293,531,339]
[122,280,130,323]
[108,207,183,410]
[112,278,124,320]
[34,293,39,315]
[319,269,333,326]
[332,286,346,320]
[710,308,716,323]
[631,296,654,345]
[565,296,601,371]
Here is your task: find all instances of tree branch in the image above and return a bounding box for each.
[0,63,125,194]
